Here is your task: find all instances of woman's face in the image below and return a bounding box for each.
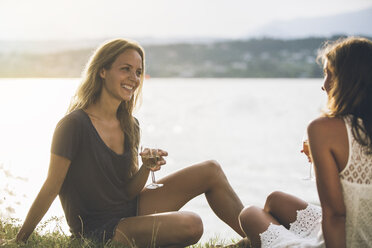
[100,48,143,102]
[322,59,333,94]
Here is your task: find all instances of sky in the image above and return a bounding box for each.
[1,0,372,41]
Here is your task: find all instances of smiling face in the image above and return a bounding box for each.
[100,48,143,103]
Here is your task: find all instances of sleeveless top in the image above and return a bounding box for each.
[339,116,372,247]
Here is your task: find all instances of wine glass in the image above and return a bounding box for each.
[141,146,164,189]
[301,134,314,180]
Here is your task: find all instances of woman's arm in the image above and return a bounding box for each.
[307,118,346,248]
[125,165,151,199]
[16,154,71,242]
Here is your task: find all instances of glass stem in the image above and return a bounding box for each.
[151,171,156,183]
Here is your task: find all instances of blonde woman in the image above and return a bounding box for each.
[239,37,372,247]
[0,38,245,247]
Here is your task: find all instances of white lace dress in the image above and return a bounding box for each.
[260,116,372,248]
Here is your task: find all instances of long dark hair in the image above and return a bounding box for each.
[318,37,372,152]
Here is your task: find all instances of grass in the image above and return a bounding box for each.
[0,217,238,248]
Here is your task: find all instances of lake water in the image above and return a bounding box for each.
[0,78,327,242]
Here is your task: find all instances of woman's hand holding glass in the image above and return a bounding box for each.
[140,146,168,189]
[301,140,312,163]
[301,136,314,180]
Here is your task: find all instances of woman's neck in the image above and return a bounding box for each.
[86,92,121,121]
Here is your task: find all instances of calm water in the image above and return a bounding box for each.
[0,78,326,242]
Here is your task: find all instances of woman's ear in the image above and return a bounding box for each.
[100,68,106,79]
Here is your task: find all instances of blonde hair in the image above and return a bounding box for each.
[68,38,145,176]
[318,37,372,151]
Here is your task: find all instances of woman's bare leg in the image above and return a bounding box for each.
[239,206,279,248]
[239,191,309,248]
[263,191,308,229]
[112,211,203,247]
[139,160,245,236]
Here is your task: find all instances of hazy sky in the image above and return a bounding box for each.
[1,0,372,40]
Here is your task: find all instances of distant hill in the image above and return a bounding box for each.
[144,37,327,78]
[0,36,371,78]
[252,7,372,38]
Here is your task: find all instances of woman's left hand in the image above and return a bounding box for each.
[151,149,168,171]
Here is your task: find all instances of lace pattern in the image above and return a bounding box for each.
[260,204,322,248]
[339,116,372,184]
[289,204,322,238]
[260,223,295,248]
[340,116,372,246]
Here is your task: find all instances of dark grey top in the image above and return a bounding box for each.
[51,109,137,235]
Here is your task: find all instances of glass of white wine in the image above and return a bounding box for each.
[141,146,164,189]
[301,135,314,180]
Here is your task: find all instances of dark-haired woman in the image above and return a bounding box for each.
[239,37,372,248]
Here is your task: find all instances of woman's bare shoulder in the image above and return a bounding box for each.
[307,116,345,135]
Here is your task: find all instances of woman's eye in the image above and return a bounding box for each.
[136,71,142,77]
[121,67,130,71]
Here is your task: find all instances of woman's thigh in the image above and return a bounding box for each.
[264,191,308,228]
[138,160,222,215]
[112,211,203,247]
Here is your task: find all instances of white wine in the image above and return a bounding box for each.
[141,147,164,189]
[142,154,160,168]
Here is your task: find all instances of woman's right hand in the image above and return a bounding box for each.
[140,148,168,171]
[301,140,313,163]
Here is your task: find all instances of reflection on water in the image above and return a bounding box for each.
[0,78,326,241]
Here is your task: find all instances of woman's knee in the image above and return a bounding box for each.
[203,160,226,181]
[179,212,204,244]
[264,191,286,212]
[239,205,275,247]
[239,206,262,227]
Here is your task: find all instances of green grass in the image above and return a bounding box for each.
[0,217,237,248]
